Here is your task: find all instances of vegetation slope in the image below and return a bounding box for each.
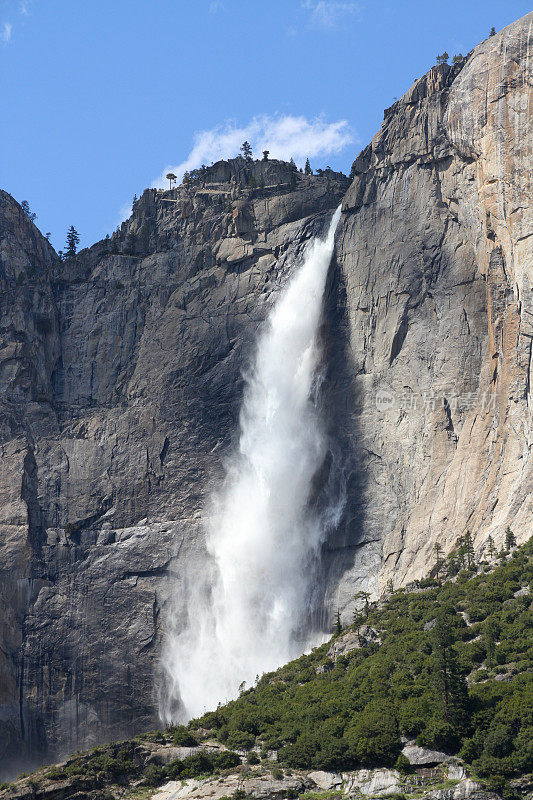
[192,538,532,797]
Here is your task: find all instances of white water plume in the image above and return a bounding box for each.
[161,206,343,721]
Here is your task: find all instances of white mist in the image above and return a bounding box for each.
[161,206,342,721]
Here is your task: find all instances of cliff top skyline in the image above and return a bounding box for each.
[1,0,529,251]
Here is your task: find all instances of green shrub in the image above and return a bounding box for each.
[167,725,198,746]
[143,763,167,786]
[226,730,255,751]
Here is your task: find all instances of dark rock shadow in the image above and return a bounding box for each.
[310,236,368,630]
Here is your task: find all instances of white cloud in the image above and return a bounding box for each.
[152,114,355,189]
[1,21,12,43]
[19,0,30,16]
[209,0,224,12]
[302,0,361,29]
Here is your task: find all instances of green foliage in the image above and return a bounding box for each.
[191,540,532,781]
[166,724,198,746]
[436,52,449,64]
[143,763,166,786]
[240,141,252,160]
[20,200,37,222]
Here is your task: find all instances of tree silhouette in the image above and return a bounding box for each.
[436,52,449,64]
[240,141,253,160]
[262,150,269,161]
[489,27,496,36]
[304,158,312,175]
[65,226,80,259]
[21,200,37,222]
[166,172,177,190]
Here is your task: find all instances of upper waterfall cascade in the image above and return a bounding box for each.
[160,206,343,721]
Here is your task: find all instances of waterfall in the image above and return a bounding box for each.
[160,205,343,722]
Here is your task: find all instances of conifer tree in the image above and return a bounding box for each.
[436,52,449,64]
[434,542,443,578]
[464,530,475,568]
[240,141,253,160]
[166,172,177,190]
[304,158,312,175]
[431,607,469,729]
[487,535,496,559]
[65,226,80,259]
[505,526,516,551]
[489,27,496,36]
[262,150,269,161]
[354,590,371,618]
[21,200,37,222]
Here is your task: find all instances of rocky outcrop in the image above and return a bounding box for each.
[0,11,531,776]
[329,12,532,610]
[0,738,502,800]
[0,164,349,773]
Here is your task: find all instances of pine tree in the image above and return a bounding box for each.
[65,226,80,259]
[434,543,443,579]
[21,200,37,222]
[483,618,499,669]
[354,590,371,618]
[289,157,296,169]
[166,172,177,190]
[431,607,469,729]
[505,527,516,551]
[452,53,464,65]
[262,150,269,161]
[487,535,496,559]
[304,158,312,175]
[240,141,253,160]
[489,27,496,36]
[436,52,449,65]
[464,530,475,568]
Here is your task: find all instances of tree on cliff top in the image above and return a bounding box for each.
[166,172,177,190]
[65,225,80,259]
[304,158,312,175]
[436,51,449,64]
[240,141,252,160]
[21,200,37,222]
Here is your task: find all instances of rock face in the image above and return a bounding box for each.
[0,12,531,776]
[329,12,532,609]
[0,162,349,773]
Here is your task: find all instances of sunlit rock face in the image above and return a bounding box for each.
[331,12,532,607]
[0,10,531,776]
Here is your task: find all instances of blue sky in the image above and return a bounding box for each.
[1,0,529,251]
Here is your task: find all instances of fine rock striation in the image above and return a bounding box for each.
[328,12,532,609]
[0,11,531,775]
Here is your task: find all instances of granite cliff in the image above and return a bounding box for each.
[0,12,530,777]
